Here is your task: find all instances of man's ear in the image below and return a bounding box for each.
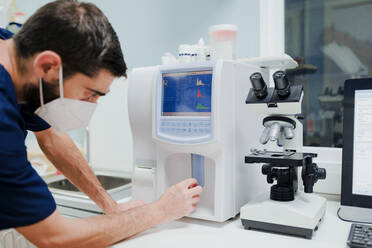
[33,51,62,82]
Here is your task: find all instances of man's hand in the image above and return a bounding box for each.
[155,178,203,221]
[105,200,145,214]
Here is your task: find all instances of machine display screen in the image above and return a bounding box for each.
[161,70,213,116]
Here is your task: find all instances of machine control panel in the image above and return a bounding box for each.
[159,120,212,137]
[155,64,214,144]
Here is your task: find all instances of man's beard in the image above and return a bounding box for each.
[21,80,60,113]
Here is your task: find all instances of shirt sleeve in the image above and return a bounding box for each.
[0,94,56,230]
[19,104,51,132]
[0,28,13,39]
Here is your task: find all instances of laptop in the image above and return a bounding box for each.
[339,78,372,222]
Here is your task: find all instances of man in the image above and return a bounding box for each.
[0,0,202,247]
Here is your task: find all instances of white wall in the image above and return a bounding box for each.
[16,0,260,67]
[89,77,131,171]
[17,0,261,172]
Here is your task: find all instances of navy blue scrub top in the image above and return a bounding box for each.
[0,28,56,230]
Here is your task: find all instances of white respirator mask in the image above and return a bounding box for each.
[35,66,97,133]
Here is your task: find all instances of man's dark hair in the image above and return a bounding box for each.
[13,0,127,79]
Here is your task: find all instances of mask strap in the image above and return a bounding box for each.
[59,65,64,99]
[39,78,44,107]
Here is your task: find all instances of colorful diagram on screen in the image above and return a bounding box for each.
[162,70,212,116]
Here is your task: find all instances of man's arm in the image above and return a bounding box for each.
[34,127,138,214]
[17,178,202,248]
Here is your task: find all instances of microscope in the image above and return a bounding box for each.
[240,70,327,239]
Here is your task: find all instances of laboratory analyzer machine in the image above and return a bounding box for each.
[128,60,268,222]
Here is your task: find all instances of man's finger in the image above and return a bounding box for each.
[191,196,200,204]
[188,185,202,196]
[191,205,197,212]
[180,178,198,188]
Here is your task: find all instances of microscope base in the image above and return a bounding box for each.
[240,192,326,239]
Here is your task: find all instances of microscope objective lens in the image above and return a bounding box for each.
[269,123,281,141]
[260,126,271,144]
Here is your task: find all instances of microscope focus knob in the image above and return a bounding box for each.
[250,72,268,99]
[262,164,275,184]
[302,159,327,193]
[267,176,274,184]
[262,164,271,175]
[273,71,291,98]
[316,167,327,180]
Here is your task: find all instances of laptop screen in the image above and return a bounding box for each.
[352,89,372,196]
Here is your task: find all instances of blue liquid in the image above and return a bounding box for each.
[191,154,205,187]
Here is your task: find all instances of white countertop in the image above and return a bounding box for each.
[113,200,351,248]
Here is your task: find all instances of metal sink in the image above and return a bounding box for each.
[47,170,132,201]
[46,170,132,216]
[48,175,131,192]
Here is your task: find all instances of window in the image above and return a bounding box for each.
[285,0,372,147]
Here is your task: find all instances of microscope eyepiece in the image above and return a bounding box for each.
[273,71,291,98]
[250,72,268,99]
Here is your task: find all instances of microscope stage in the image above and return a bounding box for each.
[240,192,327,239]
[245,151,317,167]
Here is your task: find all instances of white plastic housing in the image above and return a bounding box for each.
[128,60,269,222]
